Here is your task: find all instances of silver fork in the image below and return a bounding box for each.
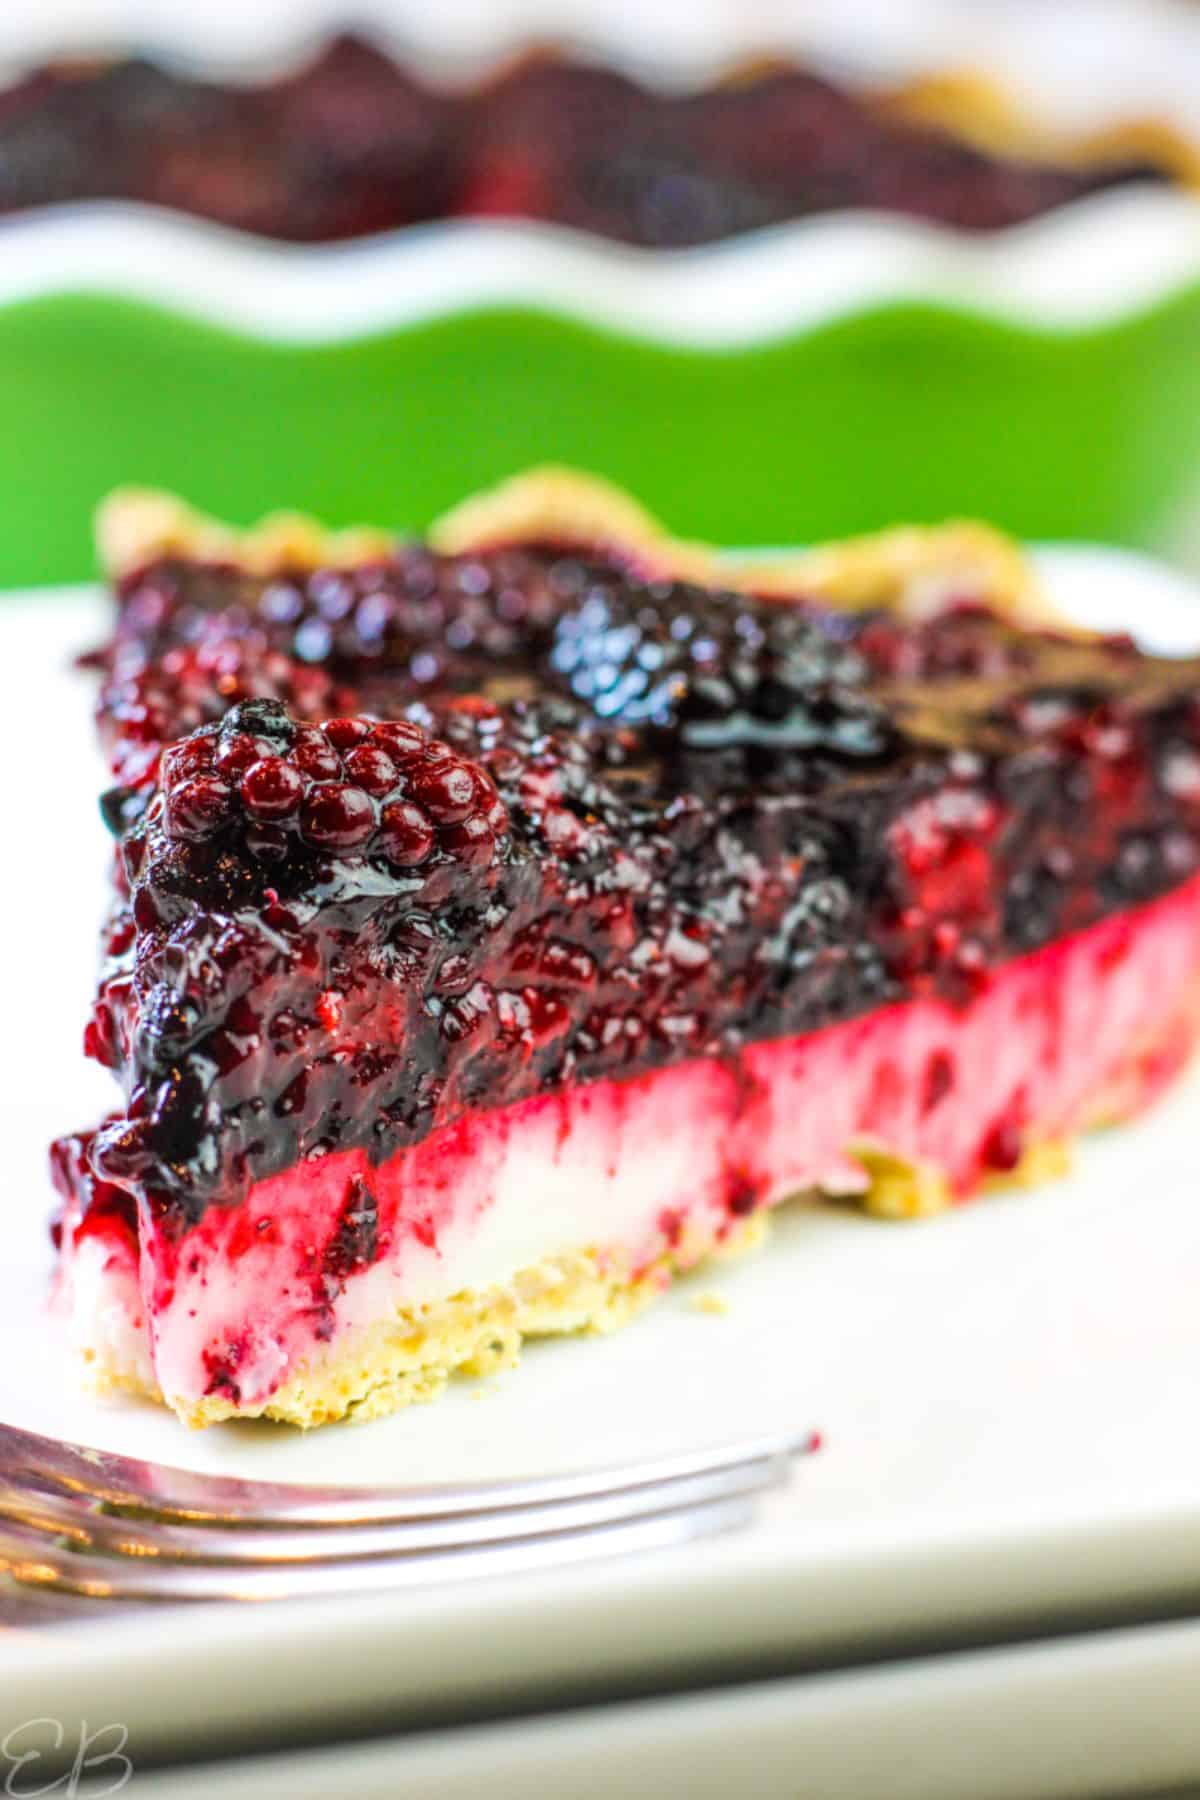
[0,1420,816,1602]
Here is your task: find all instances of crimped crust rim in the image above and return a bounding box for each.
[883,68,1200,194]
[95,488,395,581]
[702,57,1199,192]
[97,466,1052,625]
[433,467,1053,622]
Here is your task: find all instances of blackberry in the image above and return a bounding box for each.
[150,700,508,877]
[322,1175,379,1282]
[549,572,896,760]
[98,626,344,786]
[108,543,575,702]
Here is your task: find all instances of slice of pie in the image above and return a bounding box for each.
[51,470,1200,1427]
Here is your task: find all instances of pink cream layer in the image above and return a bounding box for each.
[59,874,1200,1414]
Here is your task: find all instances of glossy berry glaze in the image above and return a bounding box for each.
[51,528,1200,1413]
[0,37,1170,246]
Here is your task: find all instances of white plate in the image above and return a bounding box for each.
[3,546,1200,1761]
[115,1620,1200,1800]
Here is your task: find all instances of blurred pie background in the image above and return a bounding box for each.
[0,0,1195,580]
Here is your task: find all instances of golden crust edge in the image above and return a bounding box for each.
[95,487,395,580]
[96,467,1053,628]
[883,69,1200,193]
[96,468,1050,622]
[698,54,1199,189]
[433,469,1056,624]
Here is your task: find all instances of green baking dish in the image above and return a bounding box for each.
[2,193,1199,587]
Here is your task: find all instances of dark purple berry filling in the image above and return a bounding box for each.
[65,536,1200,1233]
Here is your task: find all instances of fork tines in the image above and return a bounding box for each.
[0,1421,815,1602]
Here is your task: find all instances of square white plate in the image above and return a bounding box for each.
[3,547,1200,1768]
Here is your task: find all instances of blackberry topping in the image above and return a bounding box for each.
[550,572,899,771]
[75,533,1200,1229]
[108,544,576,694]
[97,625,347,788]
[147,700,507,877]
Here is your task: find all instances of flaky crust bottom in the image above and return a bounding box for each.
[78,1135,1075,1430]
[84,1214,768,1429]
